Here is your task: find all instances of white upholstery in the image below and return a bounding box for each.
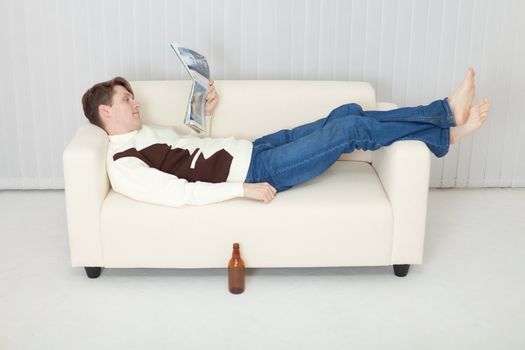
[63,80,430,269]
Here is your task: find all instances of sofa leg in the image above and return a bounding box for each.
[84,267,102,279]
[393,264,410,277]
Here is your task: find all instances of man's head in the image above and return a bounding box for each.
[81,76,142,135]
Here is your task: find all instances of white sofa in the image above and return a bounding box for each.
[63,80,431,279]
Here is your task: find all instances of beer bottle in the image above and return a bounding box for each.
[228,243,245,294]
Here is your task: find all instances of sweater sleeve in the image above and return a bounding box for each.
[108,155,245,207]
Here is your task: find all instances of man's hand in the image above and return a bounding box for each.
[205,80,219,117]
[243,182,277,204]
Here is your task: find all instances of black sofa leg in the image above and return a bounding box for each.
[84,267,102,279]
[393,264,410,277]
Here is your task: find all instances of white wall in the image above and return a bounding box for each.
[0,0,524,189]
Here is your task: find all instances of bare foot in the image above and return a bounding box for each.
[448,68,476,126]
[450,99,489,144]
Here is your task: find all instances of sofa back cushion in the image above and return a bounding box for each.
[130,80,377,162]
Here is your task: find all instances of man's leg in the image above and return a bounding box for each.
[247,114,450,192]
[336,99,456,128]
[253,99,455,148]
[253,67,477,148]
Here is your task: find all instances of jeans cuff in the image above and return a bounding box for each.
[442,97,456,126]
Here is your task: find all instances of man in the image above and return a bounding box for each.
[81,68,489,206]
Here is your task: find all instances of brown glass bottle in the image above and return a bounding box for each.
[228,243,245,294]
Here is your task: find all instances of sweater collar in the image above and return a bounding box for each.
[108,129,139,143]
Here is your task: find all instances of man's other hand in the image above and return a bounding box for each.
[243,182,277,204]
[205,80,219,117]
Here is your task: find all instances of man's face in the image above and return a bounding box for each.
[102,85,142,134]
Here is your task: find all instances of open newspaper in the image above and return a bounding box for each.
[170,42,210,134]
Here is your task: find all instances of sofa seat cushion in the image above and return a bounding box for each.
[100,161,393,268]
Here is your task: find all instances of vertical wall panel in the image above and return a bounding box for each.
[391,0,411,107]
[461,0,488,187]
[149,0,167,78]
[2,0,22,188]
[11,0,37,188]
[274,0,293,79]
[0,0,523,189]
[240,0,258,79]
[223,0,241,79]
[318,0,337,80]
[132,0,151,78]
[52,1,73,187]
[290,0,306,80]
[362,0,382,90]
[376,0,396,103]
[164,0,182,79]
[24,0,47,187]
[470,0,501,187]
[256,0,274,79]
[481,0,505,186]
[497,0,521,187]
[433,0,458,187]
[303,0,321,80]
[332,0,350,81]
[442,0,475,188]
[485,0,518,187]
[348,0,367,82]
[509,2,525,187]
[102,1,122,78]
[0,1,11,187]
[196,0,213,69]
[455,0,477,188]
[405,0,428,106]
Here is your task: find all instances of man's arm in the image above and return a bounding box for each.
[108,156,244,207]
[197,80,278,204]
[188,80,218,138]
[243,183,277,203]
[205,79,218,116]
[177,80,277,204]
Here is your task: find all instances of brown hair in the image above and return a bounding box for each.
[81,76,134,129]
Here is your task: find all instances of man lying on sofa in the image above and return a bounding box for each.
[81,68,489,207]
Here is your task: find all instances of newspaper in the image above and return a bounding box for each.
[170,42,211,134]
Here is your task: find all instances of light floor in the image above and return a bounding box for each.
[0,188,524,350]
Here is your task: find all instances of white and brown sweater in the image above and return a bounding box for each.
[107,124,253,207]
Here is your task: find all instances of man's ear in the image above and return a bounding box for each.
[98,104,111,119]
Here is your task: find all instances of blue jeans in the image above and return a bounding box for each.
[245,98,456,192]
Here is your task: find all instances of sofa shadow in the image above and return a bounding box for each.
[79,265,411,279]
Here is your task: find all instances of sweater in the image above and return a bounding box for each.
[107,122,253,207]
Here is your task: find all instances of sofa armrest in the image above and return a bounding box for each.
[63,122,110,267]
[371,102,431,264]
